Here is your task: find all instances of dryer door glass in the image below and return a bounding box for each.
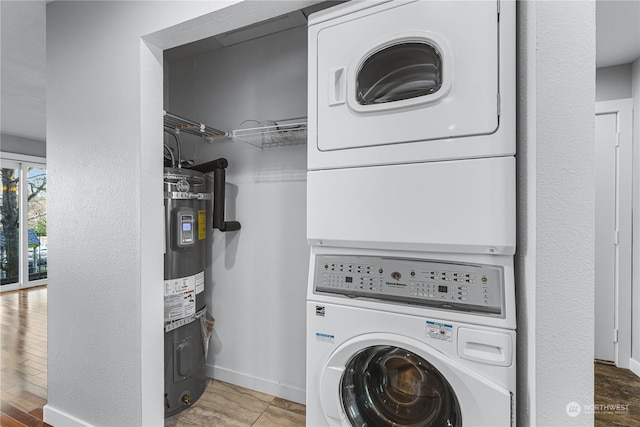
[356,42,442,105]
[341,345,461,426]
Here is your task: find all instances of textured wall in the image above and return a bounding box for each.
[632,57,640,373]
[515,1,537,423]
[45,2,237,426]
[535,2,596,425]
[517,1,596,426]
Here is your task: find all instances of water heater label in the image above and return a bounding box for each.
[196,271,205,294]
[425,320,453,342]
[164,274,197,321]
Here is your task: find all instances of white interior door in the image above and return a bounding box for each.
[594,99,633,367]
[594,111,617,362]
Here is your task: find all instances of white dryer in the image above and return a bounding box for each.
[306,0,516,256]
[307,0,516,170]
[306,247,516,426]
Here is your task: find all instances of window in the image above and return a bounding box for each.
[1,166,20,286]
[356,42,443,105]
[341,345,461,426]
[0,158,47,290]
[28,167,47,281]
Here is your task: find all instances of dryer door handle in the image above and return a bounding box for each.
[328,67,346,106]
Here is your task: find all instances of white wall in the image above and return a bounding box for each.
[517,1,596,426]
[596,63,633,102]
[45,2,242,426]
[166,24,309,402]
[46,1,319,425]
[632,57,640,376]
[515,3,536,423]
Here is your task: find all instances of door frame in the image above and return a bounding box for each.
[595,98,633,368]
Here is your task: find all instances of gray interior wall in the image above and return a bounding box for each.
[0,133,46,158]
[516,2,535,423]
[595,60,640,375]
[517,2,596,425]
[632,57,640,373]
[535,2,596,423]
[45,2,231,425]
[596,63,632,101]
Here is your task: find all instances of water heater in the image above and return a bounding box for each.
[163,159,240,417]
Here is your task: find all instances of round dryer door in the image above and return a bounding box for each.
[341,345,461,427]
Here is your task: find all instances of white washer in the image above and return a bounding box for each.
[306,247,516,426]
[308,0,516,170]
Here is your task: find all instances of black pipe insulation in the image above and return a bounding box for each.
[189,158,228,173]
[189,158,241,232]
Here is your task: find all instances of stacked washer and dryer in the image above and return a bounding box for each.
[306,1,516,426]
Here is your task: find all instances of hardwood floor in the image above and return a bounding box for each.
[0,287,304,427]
[0,286,50,427]
[2,286,639,427]
[595,360,640,426]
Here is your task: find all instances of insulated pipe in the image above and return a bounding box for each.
[189,158,241,232]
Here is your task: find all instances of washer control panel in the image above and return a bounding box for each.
[314,255,504,316]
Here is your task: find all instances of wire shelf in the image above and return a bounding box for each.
[163,111,229,141]
[231,118,307,148]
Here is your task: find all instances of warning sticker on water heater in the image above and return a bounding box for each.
[195,271,204,295]
[164,274,196,322]
[198,210,206,240]
[425,321,453,342]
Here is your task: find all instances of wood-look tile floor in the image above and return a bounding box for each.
[165,379,305,427]
[595,360,640,426]
[3,286,640,427]
[0,287,304,427]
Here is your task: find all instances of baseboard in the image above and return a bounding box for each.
[629,357,640,378]
[206,364,306,405]
[43,404,95,427]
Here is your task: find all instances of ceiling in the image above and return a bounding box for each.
[1,0,639,144]
[1,1,46,142]
[596,0,640,67]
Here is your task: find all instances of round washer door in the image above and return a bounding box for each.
[341,345,461,427]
